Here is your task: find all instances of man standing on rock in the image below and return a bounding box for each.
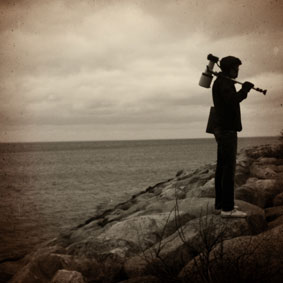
[212,56,254,218]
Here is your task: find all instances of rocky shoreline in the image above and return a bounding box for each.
[3,143,283,282]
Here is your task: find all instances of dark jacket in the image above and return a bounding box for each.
[212,74,248,132]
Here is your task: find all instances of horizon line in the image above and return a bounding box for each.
[0,135,280,144]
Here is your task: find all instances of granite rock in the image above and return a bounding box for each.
[179,224,283,283]
[9,144,283,283]
[273,192,283,206]
[265,205,283,221]
[52,270,85,283]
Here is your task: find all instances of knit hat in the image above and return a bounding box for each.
[220,56,242,72]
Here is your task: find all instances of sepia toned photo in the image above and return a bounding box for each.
[1,0,283,282]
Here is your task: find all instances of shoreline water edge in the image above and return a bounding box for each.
[1,142,283,282]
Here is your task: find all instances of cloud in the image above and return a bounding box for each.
[0,0,282,141]
[141,0,283,37]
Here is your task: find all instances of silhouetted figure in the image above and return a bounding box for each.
[212,56,254,218]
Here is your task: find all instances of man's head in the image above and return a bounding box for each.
[220,56,242,79]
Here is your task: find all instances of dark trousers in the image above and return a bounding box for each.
[214,129,237,211]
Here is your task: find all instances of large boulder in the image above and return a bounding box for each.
[179,224,283,283]
[236,150,253,168]
[256,157,283,166]
[51,270,85,283]
[235,185,266,208]
[268,215,283,229]
[250,162,277,179]
[141,200,177,215]
[124,216,201,279]
[124,200,265,279]
[244,144,282,159]
[256,157,278,165]
[175,197,215,217]
[235,178,283,208]
[66,209,195,261]
[177,167,215,190]
[10,246,68,283]
[136,198,216,219]
[265,205,283,221]
[186,178,215,198]
[159,184,187,200]
[10,250,113,283]
[273,192,283,206]
[67,198,218,260]
[235,152,252,187]
[95,213,183,255]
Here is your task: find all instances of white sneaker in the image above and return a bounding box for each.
[216,205,239,211]
[221,209,247,218]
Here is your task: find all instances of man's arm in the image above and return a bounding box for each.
[221,81,254,105]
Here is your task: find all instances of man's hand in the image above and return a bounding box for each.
[242,81,254,92]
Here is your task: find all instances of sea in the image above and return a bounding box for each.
[0,137,280,259]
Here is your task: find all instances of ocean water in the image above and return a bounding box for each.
[0,137,279,258]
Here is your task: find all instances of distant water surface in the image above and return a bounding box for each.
[0,137,279,258]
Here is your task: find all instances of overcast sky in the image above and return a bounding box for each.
[1,0,283,142]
